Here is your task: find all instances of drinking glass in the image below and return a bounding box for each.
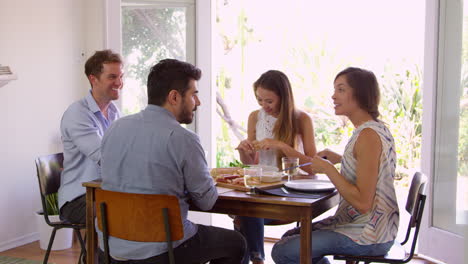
[243,167,262,195]
[282,157,299,182]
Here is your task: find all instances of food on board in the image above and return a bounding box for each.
[210,167,245,186]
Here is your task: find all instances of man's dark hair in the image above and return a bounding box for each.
[84,49,123,78]
[147,59,201,106]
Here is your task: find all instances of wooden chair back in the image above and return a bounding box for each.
[95,189,184,242]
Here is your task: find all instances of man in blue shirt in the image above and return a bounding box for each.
[58,50,123,224]
[99,59,246,263]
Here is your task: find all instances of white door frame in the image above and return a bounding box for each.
[419,0,465,262]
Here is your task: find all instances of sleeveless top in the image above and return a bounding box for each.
[314,120,399,245]
[255,109,304,168]
[256,109,277,167]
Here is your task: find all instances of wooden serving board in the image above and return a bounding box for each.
[215,180,286,192]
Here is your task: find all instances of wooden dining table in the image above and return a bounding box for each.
[83,180,339,264]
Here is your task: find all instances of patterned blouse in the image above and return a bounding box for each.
[314,120,399,245]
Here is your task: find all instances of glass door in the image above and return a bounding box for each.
[419,0,467,262]
[105,0,195,127]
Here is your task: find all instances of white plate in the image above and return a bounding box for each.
[284,179,335,192]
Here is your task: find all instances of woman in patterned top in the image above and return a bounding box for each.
[236,70,317,264]
[272,67,399,264]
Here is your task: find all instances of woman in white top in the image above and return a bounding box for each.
[236,70,317,264]
[272,67,399,264]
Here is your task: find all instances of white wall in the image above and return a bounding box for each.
[0,0,104,251]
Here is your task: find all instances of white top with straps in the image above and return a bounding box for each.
[255,109,304,168]
[256,108,277,167]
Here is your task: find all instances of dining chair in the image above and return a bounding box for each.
[35,152,86,264]
[332,171,427,264]
[95,189,184,264]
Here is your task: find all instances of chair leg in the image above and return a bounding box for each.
[74,229,86,264]
[43,227,58,264]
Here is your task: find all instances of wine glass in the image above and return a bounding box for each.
[243,167,262,195]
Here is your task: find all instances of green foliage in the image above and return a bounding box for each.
[45,192,59,215]
[228,159,248,168]
[458,105,468,176]
[216,134,237,168]
[380,66,423,173]
[458,16,468,177]
[121,7,186,114]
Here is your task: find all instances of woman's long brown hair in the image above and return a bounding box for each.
[254,70,298,167]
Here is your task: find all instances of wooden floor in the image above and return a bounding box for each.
[0,239,440,264]
[0,240,82,264]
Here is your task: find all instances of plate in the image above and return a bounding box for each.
[284,179,335,192]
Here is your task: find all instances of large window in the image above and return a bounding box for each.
[212,0,426,245]
[214,0,425,183]
[431,0,467,236]
[456,1,468,227]
[119,0,195,117]
[418,1,466,262]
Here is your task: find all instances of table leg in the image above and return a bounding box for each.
[300,214,312,264]
[86,187,96,264]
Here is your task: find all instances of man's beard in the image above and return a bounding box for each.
[179,103,196,124]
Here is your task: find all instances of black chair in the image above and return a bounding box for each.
[95,189,184,264]
[333,171,427,264]
[35,152,86,264]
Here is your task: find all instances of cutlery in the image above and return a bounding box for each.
[278,161,312,172]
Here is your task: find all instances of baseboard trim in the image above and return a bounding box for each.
[0,232,39,252]
[413,254,445,264]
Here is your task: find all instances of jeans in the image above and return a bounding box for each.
[59,194,86,224]
[98,224,246,264]
[271,227,394,264]
[236,216,277,264]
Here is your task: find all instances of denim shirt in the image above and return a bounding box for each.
[98,105,218,260]
[58,91,119,208]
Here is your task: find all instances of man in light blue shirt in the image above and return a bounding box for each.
[99,59,246,263]
[58,50,123,224]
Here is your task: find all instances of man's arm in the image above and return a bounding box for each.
[174,131,218,211]
[61,107,103,164]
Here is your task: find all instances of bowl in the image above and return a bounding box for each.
[246,164,278,172]
[261,171,283,183]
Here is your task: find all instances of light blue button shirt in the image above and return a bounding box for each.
[58,91,119,208]
[99,105,218,260]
